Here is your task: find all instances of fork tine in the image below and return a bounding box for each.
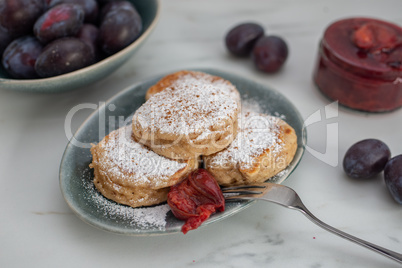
[223,190,263,195]
[222,183,270,200]
[222,182,281,200]
[225,195,255,201]
[221,185,266,191]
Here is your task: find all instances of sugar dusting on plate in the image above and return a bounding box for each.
[82,168,170,230]
[241,98,265,114]
[242,96,287,120]
[83,95,288,230]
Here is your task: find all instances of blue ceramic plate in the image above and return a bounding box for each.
[0,0,159,93]
[59,69,307,236]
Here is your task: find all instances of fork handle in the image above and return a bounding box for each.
[296,205,402,264]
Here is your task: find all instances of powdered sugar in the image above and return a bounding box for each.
[133,74,239,136]
[84,75,290,230]
[241,97,286,120]
[96,125,187,188]
[208,112,283,169]
[273,168,289,178]
[82,170,170,230]
[241,98,265,114]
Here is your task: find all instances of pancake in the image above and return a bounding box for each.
[90,125,198,208]
[132,71,240,160]
[203,112,297,186]
[145,70,241,106]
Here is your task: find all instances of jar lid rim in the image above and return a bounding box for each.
[322,17,402,81]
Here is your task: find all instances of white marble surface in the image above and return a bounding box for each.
[1,0,402,267]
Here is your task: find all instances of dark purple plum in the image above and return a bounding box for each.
[46,0,99,23]
[225,23,264,57]
[0,0,45,37]
[76,24,100,59]
[34,3,84,44]
[0,24,13,55]
[384,155,402,204]
[99,1,133,22]
[99,1,142,55]
[35,37,95,77]
[252,35,289,73]
[1,36,43,79]
[343,139,391,179]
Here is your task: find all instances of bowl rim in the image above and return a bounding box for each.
[0,0,161,90]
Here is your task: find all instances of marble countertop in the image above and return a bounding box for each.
[1,0,401,267]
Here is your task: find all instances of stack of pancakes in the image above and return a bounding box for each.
[90,70,297,208]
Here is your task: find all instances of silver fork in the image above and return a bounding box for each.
[222,182,402,264]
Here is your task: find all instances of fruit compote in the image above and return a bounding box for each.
[313,17,402,112]
[167,169,225,234]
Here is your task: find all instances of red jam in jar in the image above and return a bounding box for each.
[313,17,402,112]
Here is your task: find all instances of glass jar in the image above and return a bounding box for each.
[313,17,402,112]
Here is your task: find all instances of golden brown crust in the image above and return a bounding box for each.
[146,71,191,100]
[133,71,240,160]
[132,116,238,160]
[145,70,241,104]
[89,126,199,208]
[92,164,170,208]
[203,114,298,186]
